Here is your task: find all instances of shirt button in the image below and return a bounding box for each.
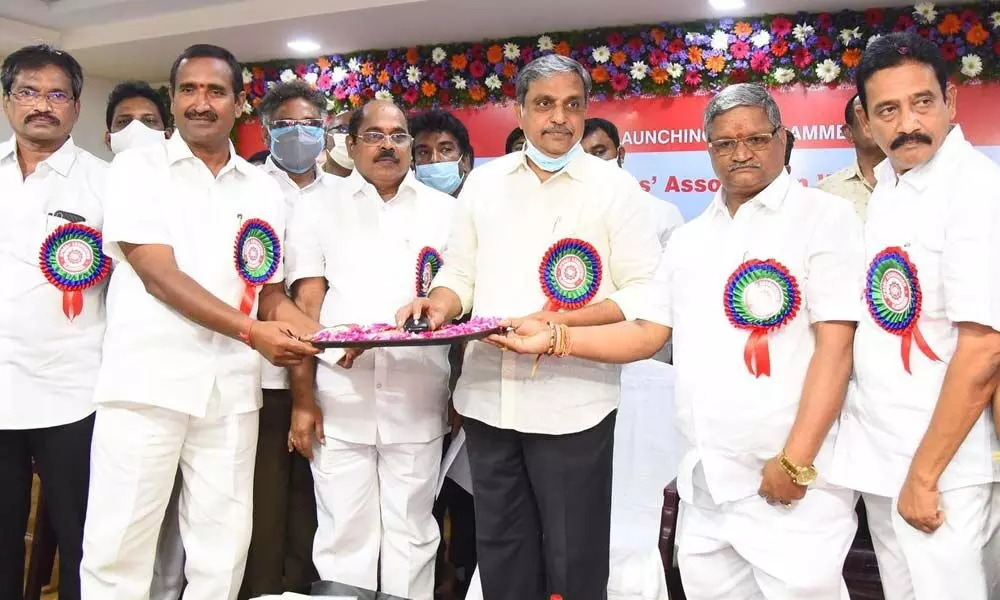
[376,383,383,390]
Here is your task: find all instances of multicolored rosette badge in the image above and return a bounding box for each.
[233,218,281,315]
[415,246,443,297]
[724,259,801,378]
[538,238,603,311]
[38,223,111,321]
[865,246,940,374]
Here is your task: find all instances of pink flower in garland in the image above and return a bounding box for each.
[469,60,486,78]
[816,13,833,29]
[402,87,419,105]
[316,71,333,91]
[611,72,629,91]
[520,46,533,62]
[816,36,833,52]
[792,47,813,69]
[333,86,348,100]
[649,48,667,67]
[684,71,702,86]
[730,40,750,60]
[750,50,773,73]
[771,16,793,37]
[294,64,308,77]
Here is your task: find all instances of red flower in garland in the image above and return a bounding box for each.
[684,71,702,86]
[816,36,833,52]
[816,13,833,29]
[294,64,308,77]
[750,50,772,73]
[895,14,915,31]
[608,32,624,47]
[439,90,451,105]
[770,16,793,37]
[502,81,516,97]
[469,44,485,60]
[993,39,1000,56]
[865,8,885,26]
[403,87,420,105]
[730,68,749,83]
[611,73,629,92]
[771,39,789,57]
[649,48,667,67]
[521,46,533,62]
[961,9,980,25]
[668,38,685,54]
[792,47,813,69]
[363,87,375,99]
[469,61,486,78]
[627,37,644,52]
[939,42,958,61]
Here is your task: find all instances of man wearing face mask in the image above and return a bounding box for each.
[104,81,170,154]
[409,108,474,196]
[238,79,327,600]
[321,109,355,177]
[396,55,661,600]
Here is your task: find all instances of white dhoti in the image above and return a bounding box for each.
[311,435,443,600]
[677,467,857,600]
[863,485,993,600]
[149,469,185,600]
[80,400,258,600]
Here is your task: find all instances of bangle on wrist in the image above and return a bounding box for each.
[239,318,256,348]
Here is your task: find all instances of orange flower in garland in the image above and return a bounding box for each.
[316,56,330,71]
[378,70,390,85]
[706,55,726,73]
[503,62,518,78]
[487,44,504,64]
[591,66,610,83]
[734,21,754,37]
[406,47,420,64]
[937,13,962,35]
[688,47,704,65]
[349,94,362,107]
[361,62,374,77]
[451,54,468,71]
[611,51,628,67]
[469,86,486,101]
[421,81,438,97]
[967,23,989,46]
[650,67,669,84]
[842,48,862,68]
[651,28,666,45]
[554,41,571,56]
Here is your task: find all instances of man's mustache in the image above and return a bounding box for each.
[729,162,761,171]
[891,132,932,150]
[543,125,572,135]
[375,150,399,162]
[25,113,59,126]
[184,110,218,122]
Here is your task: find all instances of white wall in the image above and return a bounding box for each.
[0,59,117,161]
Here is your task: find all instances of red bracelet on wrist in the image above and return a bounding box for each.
[239,319,256,348]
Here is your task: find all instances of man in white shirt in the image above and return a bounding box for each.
[286,99,457,599]
[321,109,356,178]
[239,79,327,600]
[79,44,321,600]
[491,83,865,600]
[0,44,108,600]
[829,32,1000,600]
[581,117,684,248]
[397,55,661,600]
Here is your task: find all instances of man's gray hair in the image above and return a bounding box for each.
[703,83,782,137]
[515,54,592,105]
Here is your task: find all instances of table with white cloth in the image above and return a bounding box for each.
[463,360,682,600]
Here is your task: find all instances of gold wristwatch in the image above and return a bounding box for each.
[777,451,818,486]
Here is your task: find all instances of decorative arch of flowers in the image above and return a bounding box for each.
[238,2,1000,119]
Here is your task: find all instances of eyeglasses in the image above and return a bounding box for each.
[415,146,462,164]
[357,131,413,147]
[8,88,74,106]
[271,119,324,129]
[708,127,780,156]
[327,124,350,135]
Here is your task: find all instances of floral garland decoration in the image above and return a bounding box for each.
[239,2,1000,118]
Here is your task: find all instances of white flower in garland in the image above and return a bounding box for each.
[961,54,984,78]
[452,75,467,90]
[711,30,730,51]
[242,102,253,115]
[867,34,882,47]
[839,27,862,45]
[666,62,684,79]
[326,98,337,112]
[266,80,277,89]
[816,59,841,83]
[537,35,554,51]
[406,65,422,84]
[431,47,447,64]
[348,57,361,72]
[485,74,502,90]
[330,66,348,84]
[914,2,937,24]
[279,69,297,83]
[303,72,318,86]
[774,67,796,84]
[503,42,520,60]
[630,61,649,81]
[751,30,771,48]
[375,89,393,101]
[792,24,815,43]
[242,68,252,84]
[990,11,1000,29]
[592,46,611,64]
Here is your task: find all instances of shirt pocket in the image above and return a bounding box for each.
[911,222,945,319]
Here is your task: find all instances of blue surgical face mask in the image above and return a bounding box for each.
[269,124,325,174]
[523,137,581,173]
[415,159,465,195]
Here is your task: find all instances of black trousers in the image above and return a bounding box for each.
[0,414,95,600]
[433,433,478,597]
[238,389,318,600]
[464,411,615,600]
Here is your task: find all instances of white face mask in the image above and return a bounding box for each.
[329,133,354,170]
[109,119,166,155]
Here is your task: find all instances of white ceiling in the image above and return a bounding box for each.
[0,0,969,81]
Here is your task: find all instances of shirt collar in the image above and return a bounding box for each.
[0,135,78,176]
[876,125,965,192]
[710,169,792,217]
[505,147,588,182]
[166,132,254,177]
[345,166,419,201]
[263,156,325,191]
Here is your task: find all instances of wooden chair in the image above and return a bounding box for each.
[23,470,58,600]
[658,479,885,600]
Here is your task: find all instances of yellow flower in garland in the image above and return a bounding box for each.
[734,21,754,37]
[706,54,726,73]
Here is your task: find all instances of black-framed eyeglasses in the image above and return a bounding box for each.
[327,124,350,135]
[708,127,781,156]
[271,118,324,129]
[8,88,74,106]
[358,131,413,147]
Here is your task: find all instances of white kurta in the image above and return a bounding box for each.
[285,169,455,599]
[81,133,286,600]
[830,126,1000,600]
[639,170,865,598]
